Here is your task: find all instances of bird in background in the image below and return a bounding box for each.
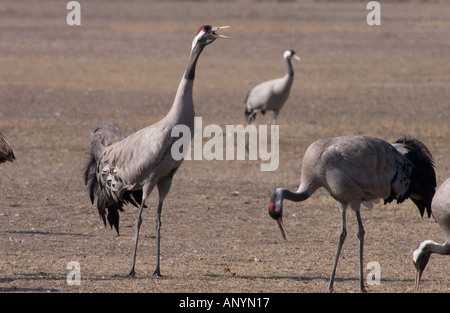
[413,177,450,291]
[83,25,229,277]
[268,135,436,292]
[244,50,300,125]
[0,131,15,164]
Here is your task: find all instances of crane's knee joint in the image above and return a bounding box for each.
[339,229,347,241]
[155,218,162,230]
[357,229,365,240]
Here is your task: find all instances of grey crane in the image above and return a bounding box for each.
[268,135,436,292]
[0,131,15,164]
[83,25,229,277]
[244,50,300,125]
[413,177,450,291]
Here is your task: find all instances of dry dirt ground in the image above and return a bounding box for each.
[0,0,449,294]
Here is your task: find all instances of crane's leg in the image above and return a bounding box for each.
[355,209,366,293]
[272,111,279,125]
[153,201,164,277]
[129,182,155,277]
[273,111,280,125]
[153,177,173,277]
[328,202,347,293]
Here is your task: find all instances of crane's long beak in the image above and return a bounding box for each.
[414,268,422,292]
[293,55,301,62]
[212,26,230,39]
[277,217,286,240]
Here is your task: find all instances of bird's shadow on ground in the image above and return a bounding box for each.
[205,273,415,284]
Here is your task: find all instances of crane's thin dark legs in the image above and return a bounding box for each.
[328,203,347,293]
[129,199,145,276]
[355,210,366,293]
[129,182,154,277]
[153,201,163,277]
[272,110,279,125]
[152,177,172,277]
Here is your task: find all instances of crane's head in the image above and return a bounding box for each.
[192,25,230,51]
[268,189,286,240]
[412,240,433,291]
[284,50,301,62]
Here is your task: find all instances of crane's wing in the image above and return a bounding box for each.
[97,121,180,203]
[245,77,287,111]
[318,136,411,203]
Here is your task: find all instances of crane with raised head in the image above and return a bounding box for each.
[413,177,450,291]
[244,50,300,125]
[83,25,229,277]
[268,135,436,292]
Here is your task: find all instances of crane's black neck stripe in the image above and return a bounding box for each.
[286,59,294,77]
[185,44,204,81]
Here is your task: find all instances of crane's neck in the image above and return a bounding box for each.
[285,57,294,77]
[166,43,205,131]
[424,241,450,255]
[280,188,309,202]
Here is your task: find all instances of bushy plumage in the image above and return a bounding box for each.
[83,122,143,235]
[0,131,15,164]
[389,136,436,217]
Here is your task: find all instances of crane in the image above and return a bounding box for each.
[268,135,436,292]
[83,25,229,277]
[244,50,300,125]
[0,131,15,164]
[413,177,450,291]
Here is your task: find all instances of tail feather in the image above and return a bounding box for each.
[245,106,252,123]
[106,203,123,235]
[83,152,97,204]
[0,131,15,164]
[83,122,127,234]
[393,136,436,218]
[244,89,256,124]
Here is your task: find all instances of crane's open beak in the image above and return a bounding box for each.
[293,55,301,62]
[277,217,286,240]
[212,26,230,39]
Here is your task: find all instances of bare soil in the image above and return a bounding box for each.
[0,0,449,293]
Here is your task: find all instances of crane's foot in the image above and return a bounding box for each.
[327,288,334,293]
[129,269,136,277]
